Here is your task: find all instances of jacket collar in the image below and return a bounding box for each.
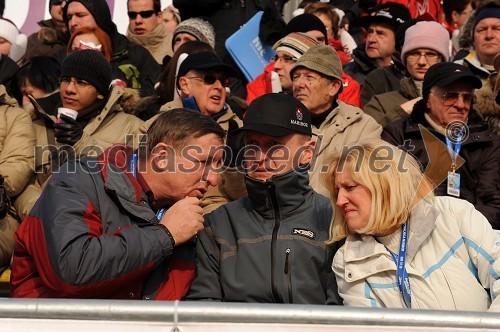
[407,100,493,144]
[352,44,379,72]
[98,144,157,222]
[161,98,237,124]
[245,166,313,219]
[343,198,439,281]
[314,101,365,157]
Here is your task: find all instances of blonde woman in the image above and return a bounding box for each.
[325,140,500,311]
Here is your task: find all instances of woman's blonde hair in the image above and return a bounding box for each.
[324,140,434,243]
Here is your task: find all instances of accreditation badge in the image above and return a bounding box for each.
[447,172,460,197]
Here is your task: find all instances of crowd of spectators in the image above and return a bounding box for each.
[0,0,499,312]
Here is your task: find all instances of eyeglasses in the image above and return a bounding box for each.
[434,91,475,106]
[406,51,441,62]
[127,10,156,19]
[59,77,92,89]
[271,55,298,64]
[185,74,230,87]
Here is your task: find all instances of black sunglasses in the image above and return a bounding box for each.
[127,10,156,19]
[185,74,230,87]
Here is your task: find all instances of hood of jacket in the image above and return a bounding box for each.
[63,0,118,46]
[0,84,19,107]
[244,166,314,219]
[37,19,70,45]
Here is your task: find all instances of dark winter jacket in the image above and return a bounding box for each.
[382,103,500,226]
[360,60,407,107]
[10,145,188,299]
[25,19,70,61]
[187,167,342,304]
[364,77,420,127]
[342,44,379,84]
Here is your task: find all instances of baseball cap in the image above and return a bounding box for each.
[239,93,312,137]
[360,2,411,31]
[177,51,237,87]
[422,62,482,99]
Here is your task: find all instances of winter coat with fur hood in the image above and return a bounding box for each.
[14,85,144,220]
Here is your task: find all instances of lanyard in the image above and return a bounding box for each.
[388,221,411,308]
[445,136,462,172]
[129,154,166,220]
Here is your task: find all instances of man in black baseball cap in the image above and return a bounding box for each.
[383,62,500,224]
[139,50,242,215]
[344,2,410,84]
[187,92,342,305]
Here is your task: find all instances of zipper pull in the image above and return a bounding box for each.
[284,248,291,273]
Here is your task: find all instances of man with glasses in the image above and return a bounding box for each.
[290,45,381,197]
[25,0,70,61]
[139,51,245,214]
[61,0,160,97]
[126,0,173,64]
[364,21,450,127]
[383,62,500,226]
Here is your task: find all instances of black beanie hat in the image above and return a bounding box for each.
[285,14,328,43]
[61,50,112,95]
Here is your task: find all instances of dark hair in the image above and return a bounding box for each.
[156,40,215,104]
[11,56,61,106]
[304,2,340,40]
[443,0,473,25]
[127,0,161,13]
[141,108,225,159]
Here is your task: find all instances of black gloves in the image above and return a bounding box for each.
[0,175,9,220]
[54,114,84,146]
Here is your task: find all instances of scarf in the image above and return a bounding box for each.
[127,23,173,64]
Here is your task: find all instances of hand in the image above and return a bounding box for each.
[160,197,204,246]
[400,97,422,114]
[54,114,84,145]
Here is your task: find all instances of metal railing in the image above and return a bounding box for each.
[0,299,500,331]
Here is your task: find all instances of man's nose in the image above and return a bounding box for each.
[205,170,219,187]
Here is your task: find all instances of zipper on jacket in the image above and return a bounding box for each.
[284,248,293,303]
[268,182,283,303]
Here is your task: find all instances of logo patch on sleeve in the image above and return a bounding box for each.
[292,228,315,240]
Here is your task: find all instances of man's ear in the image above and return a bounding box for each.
[178,76,191,96]
[328,80,342,97]
[150,142,175,172]
[97,94,104,100]
[298,138,316,165]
